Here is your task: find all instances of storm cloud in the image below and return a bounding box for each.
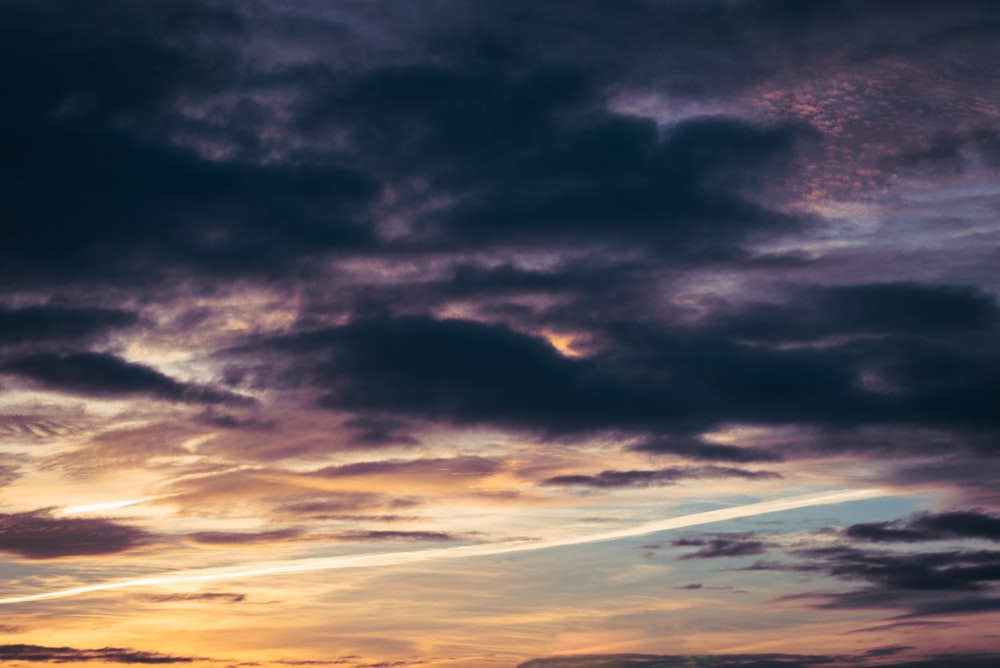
[0,510,151,559]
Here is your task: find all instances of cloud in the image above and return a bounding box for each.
[329,530,460,542]
[317,456,502,480]
[342,416,420,447]
[0,644,198,664]
[0,510,151,559]
[185,526,460,546]
[420,113,810,255]
[0,1,998,663]
[629,435,784,463]
[1,0,378,288]
[255,314,883,435]
[792,545,1000,592]
[466,0,1000,98]
[671,533,772,560]
[750,542,1000,620]
[892,126,1000,171]
[540,466,780,489]
[187,529,304,546]
[0,305,137,345]
[2,352,254,405]
[274,494,419,521]
[0,465,20,487]
[706,283,998,342]
[846,510,1000,543]
[517,651,1000,668]
[143,592,246,604]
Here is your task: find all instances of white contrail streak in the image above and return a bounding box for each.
[0,488,884,606]
[56,495,170,516]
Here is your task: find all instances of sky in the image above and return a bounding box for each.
[1,1,1000,666]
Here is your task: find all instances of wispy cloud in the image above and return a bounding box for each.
[0,489,882,605]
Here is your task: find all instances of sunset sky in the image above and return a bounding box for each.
[2,1,1000,667]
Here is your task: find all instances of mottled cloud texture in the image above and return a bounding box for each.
[1,0,998,666]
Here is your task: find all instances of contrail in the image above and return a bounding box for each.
[0,488,884,606]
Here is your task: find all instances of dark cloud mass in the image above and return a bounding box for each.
[746,542,1000,621]
[0,510,150,559]
[541,466,780,489]
[0,644,196,664]
[0,0,377,285]
[707,283,999,342]
[1,352,253,405]
[628,435,784,463]
[846,510,1000,543]
[0,305,137,344]
[671,533,772,559]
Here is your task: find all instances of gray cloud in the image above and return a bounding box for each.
[541,466,780,489]
[517,650,1000,668]
[0,644,198,664]
[0,510,152,559]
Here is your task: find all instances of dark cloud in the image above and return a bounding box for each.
[846,510,1000,543]
[844,334,1000,429]
[330,530,459,542]
[541,466,779,489]
[892,127,1000,171]
[255,315,885,436]
[898,597,1000,618]
[0,510,150,559]
[750,543,1000,620]
[1,0,378,287]
[187,528,303,545]
[629,435,783,463]
[707,283,998,342]
[792,545,1000,592]
[342,416,420,447]
[0,305,137,344]
[317,456,501,479]
[894,131,966,170]
[0,644,197,664]
[273,494,419,521]
[195,409,275,431]
[970,127,1000,167]
[671,533,772,560]
[517,651,1000,668]
[2,352,254,405]
[186,526,460,546]
[845,619,956,635]
[269,316,640,433]
[144,592,246,604]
